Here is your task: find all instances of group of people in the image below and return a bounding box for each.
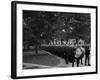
[64,45,91,67]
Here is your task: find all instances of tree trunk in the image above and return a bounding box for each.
[35,45,38,54]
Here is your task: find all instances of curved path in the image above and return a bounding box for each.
[23,50,65,69]
[23,50,86,69]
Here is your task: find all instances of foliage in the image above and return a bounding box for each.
[23,11,91,50]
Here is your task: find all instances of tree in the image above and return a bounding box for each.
[23,11,58,54]
[23,11,91,54]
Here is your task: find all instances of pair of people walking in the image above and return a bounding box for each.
[72,45,85,67]
[72,45,90,67]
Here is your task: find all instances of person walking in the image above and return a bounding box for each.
[74,45,85,67]
[85,47,90,66]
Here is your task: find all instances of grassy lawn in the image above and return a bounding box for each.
[23,50,61,67]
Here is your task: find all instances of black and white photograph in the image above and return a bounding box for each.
[11,1,97,79]
[23,11,91,69]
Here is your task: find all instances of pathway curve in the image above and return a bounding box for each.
[23,50,86,69]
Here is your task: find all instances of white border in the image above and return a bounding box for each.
[17,3,96,77]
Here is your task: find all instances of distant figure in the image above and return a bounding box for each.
[85,47,90,66]
[80,46,85,65]
[71,48,76,67]
[74,46,85,67]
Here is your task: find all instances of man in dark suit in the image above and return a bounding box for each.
[85,47,91,66]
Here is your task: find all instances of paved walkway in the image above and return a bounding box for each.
[23,50,87,69]
[23,50,61,69]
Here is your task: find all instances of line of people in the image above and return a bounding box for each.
[64,45,91,67]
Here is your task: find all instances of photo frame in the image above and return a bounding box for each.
[11,1,98,79]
